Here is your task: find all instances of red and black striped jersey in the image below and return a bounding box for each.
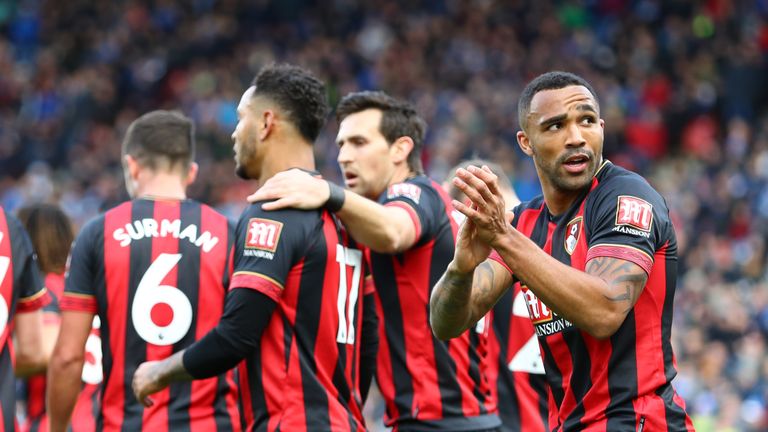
[370,175,500,431]
[61,198,241,432]
[0,206,48,432]
[21,272,100,432]
[231,203,371,431]
[490,161,693,431]
[486,282,549,432]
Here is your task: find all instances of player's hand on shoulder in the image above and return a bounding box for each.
[247,168,330,211]
[132,360,167,407]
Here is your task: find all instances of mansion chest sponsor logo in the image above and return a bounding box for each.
[112,218,219,252]
[387,183,422,204]
[522,286,574,337]
[243,218,283,260]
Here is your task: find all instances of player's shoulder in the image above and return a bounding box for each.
[591,161,665,205]
[237,201,322,231]
[384,174,436,206]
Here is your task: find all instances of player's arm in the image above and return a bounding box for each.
[47,310,94,432]
[493,233,646,339]
[247,168,417,253]
[431,260,512,340]
[13,309,46,376]
[455,165,649,339]
[430,199,514,340]
[133,287,276,406]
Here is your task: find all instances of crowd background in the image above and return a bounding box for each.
[0,0,766,430]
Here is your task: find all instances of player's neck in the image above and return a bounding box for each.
[134,172,187,201]
[387,164,417,188]
[257,138,316,184]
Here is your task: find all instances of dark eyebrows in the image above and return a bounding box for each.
[577,104,598,114]
[538,103,598,128]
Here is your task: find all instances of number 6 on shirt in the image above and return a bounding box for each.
[336,245,362,345]
[131,253,192,346]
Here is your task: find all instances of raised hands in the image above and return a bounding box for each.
[451,165,514,248]
[247,168,330,210]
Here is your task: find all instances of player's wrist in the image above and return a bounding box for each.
[324,181,346,212]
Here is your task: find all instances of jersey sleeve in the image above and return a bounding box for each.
[61,217,101,313]
[380,179,439,243]
[230,202,315,303]
[8,215,48,313]
[584,175,668,275]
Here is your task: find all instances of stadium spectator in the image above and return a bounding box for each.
[16,203,100,432]
[47,111,241,432]
[132,64,379,432]
[0,204,49,430]
[430,71,694,430]
[443,159,548,432]
[249,91,500,431]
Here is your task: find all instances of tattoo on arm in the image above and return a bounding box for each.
[585,257,648,313]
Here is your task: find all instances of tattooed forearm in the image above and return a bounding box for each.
[430,267,475,338]
[586,257,648,313]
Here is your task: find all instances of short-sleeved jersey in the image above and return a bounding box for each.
[21,272,100,432]
[61,198,241,432]
[490,161,693,431]
[231,202,369,432]
[486,282,549,432]
[0,206,48,432]
[370,175,500,431]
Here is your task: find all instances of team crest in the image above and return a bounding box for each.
[387,183,421,204]
[615,195,653,232]
[245,218,283,252]
[564,216,582,255]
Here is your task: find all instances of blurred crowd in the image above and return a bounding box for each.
[1,0,768,430]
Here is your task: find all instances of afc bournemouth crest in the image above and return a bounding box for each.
[564,216,582,255]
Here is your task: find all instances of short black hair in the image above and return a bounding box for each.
[517,71,599,131]
[336,91,426,174]
[251,64,329,143]
[122,110,195,172]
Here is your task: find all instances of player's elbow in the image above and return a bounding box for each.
[583,312,625,340]
[429,313,465,341]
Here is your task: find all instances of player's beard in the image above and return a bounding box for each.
[534,148,598,193]
[234,132,260,180]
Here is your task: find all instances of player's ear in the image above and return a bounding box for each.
[123,154,141,181]
[185,162,199,186]
[260,110,276,141]
[517,131,534,157]
[390,136,414,165]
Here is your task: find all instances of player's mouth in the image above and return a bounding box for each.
[562,153,590,174]
[343,171,359,187]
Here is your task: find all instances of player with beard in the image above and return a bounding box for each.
[249,91,500,431]
[132,64,378,432]
[430,71,694,431]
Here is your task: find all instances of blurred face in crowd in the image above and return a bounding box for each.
[517,85,604,194]
[336,109,397,200]
[232,86,263,180]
